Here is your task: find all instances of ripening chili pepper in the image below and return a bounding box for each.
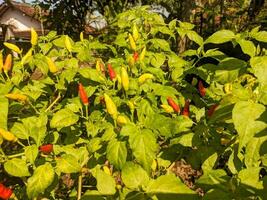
[167,97,180,113]
[3,54,12,72]
[0,128,17,142]
[128,56,135,67]
[121,66,129,91]
[128,33,137,51]
[198,80,206,97]
[39,144,53,154]
[5,93,28,102]
[139,47,146,61]
[0,183,13,200]
[104,94,118,119]
[160,104,174,113]
[96,60,105,75]
[182,100,190,117]
[133,52,139,62]
[207,104,218,117]
[78,83,89,105]
[107,63,116,80]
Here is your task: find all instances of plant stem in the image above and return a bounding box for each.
[77,173,83,200]
[45,93,61,112]
[7,152,25,159]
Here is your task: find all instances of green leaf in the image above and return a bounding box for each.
[237,39,256,57]
[196,169,229,191]
[254,31,267,43]
[250,56,267,85]
[79,68,105,83]
[202,153,218,173]
[238,168,264,190]
[10,122,28,140]
[56,154,81,173]
[0,97,8,130]
[244,136,267,168]
[146,174,196,194]
[170,132,194,147]
[22,115,48,146]
[186,31,203,46]
[233,101,266,150]
[205,30,235,44]
[121,162,149,189]
[203,189,232,200]
[27,163,54,199]
[129,129,159,172]
[149,39,171,51]
[4,158,30,177]
[145,114,177,137]
[25,145,38,164]
[106,139,127,170]
[50,108,79,129]
[150,53,165,68]
[178,21,195,30]
[95,168,116,195]
[214,57,247,84]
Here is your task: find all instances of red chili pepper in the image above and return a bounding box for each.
[39,144,53,154]
[167,97,180,113]
[198,80,206,97]
[207,104,218,117]
[133,52,139,62]
[182,100,190,117]
[78,83,89,105]
[107,63,116,80]
[0,183,13,200]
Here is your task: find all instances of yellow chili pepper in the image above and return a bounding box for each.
[3,54,12,72]
[5,93,28,102]
[128,33,136,51]
[121,66,129,91]
[151,159,157,171]
[117,115,128,126]
[30,28,38,46]
[138,73,154,84]
[0,51,3,72]
[132,23,139,41]
[104,94,118,119]
[46,57,58,73]
[224,83,232,94]
[0,135,3,145]
[0,128,17,142]
[127,101,135,112]
[80,32,84,42]
[65,35,72,52]
[103,166,112,176]
[160,104,174,113]
[4,42,21,54]
[139,47,146,61]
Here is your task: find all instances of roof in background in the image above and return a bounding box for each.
[0,1,40,20]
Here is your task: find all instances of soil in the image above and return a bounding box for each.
[171,160,204,196]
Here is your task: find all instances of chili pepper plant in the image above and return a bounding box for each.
[0,6,266,200]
